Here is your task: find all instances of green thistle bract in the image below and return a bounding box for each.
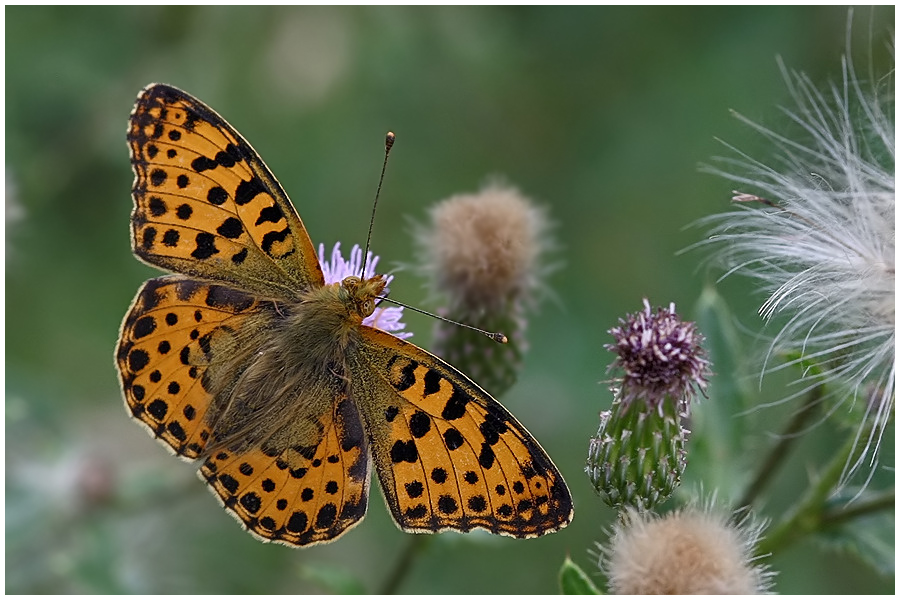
[587,300,710,511]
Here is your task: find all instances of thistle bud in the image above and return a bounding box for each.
[587,300,710,510]
[416,183,552,396]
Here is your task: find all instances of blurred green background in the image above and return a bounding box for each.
[6,6,894,594]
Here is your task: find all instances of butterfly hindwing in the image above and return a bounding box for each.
[127,83,324,298]
[199,394,371,547]
[351,326,573,538]
[117,275,263,459]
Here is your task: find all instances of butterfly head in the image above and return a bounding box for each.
[340,275,387,320]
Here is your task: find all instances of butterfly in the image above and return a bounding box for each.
[116,83,573,546]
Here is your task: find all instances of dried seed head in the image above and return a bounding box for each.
[597,503,774,594]
[416,182,553,395]
[419,182,551,315]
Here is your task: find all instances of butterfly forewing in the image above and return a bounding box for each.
[351,327,573,538]
[127,83,323,298]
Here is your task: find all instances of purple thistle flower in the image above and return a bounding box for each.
[607,299,710,414]
[588,299,710,511]
[318,242,412,339]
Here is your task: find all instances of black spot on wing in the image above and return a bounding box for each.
[128,349,150,372]
[217,217,243,239]
[467,495,487,512]
[286,511,308,533]
[133,316,157,339]
[441,385,469,420]
[405,504,427,520]
[231,248,248,264]
[390,440,418,464]
[141,226,157,250]
[207,186,228,205]
[218,473,239,495]
[191,155,218,173]
[423,369,441,396]
[240,492,262,514]
[315,503,338,529]
[430,467,447,484]
[478,443,495,469]
[234,177,266,206]
[389,357,417,392]
[260,228,290,255]
[479,412,508,446]
[191,232,218,259]
[444,428,464,450]
[150,168,166,187]
[437,495,458,515]
[408,411,431,438]
[405,480,424,498]
[256,204,284,225]
[148,196,167,216]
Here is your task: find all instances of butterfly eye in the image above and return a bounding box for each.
[361,299,375,317]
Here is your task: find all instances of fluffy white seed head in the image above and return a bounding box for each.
[701,43,894,481]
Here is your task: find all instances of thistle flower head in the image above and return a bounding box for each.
[417,182,551,315]
[596,501,774,594]
[606,299,710,414]
[702,44,894,478]
[318,242,411,339]
[415,183,553,395]
[587,300,709,511]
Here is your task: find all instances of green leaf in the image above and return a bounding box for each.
[687,285,753,499]
[559,556,602,594]
[815,489,895,577]
[299,563,366,594]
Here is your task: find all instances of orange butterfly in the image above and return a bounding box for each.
[116,83,573,546]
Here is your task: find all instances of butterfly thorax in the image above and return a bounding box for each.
[273,274,386,366]
[195,275,386,455]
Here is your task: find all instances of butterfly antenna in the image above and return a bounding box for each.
[360,133,503,345]
[376,295,508,344]
[361,131,395,276]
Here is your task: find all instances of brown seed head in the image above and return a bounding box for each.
[419,182,550,313]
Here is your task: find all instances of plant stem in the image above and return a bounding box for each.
[734,385,822,511]
[378,534,430,594]
[821,490,895,528]
[756,424,863,556]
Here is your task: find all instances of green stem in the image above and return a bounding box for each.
[820,490,895,528]
[734,386,822,512]
[756,424,862,556]
[378,534,430,594]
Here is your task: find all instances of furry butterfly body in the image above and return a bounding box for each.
[116,83,572,546]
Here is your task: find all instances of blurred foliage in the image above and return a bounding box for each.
[559,555,602,595]
[6,6,893,594]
